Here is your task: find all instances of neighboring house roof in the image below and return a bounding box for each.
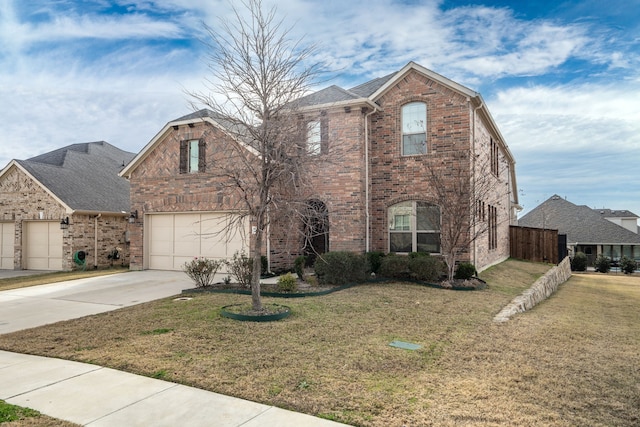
[5,141,135,213]
[518,195,640,245]
[596,208,639,218]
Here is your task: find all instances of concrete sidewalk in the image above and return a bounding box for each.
[0,351,348,426]
[0,271,350,426]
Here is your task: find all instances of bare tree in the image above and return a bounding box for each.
[424,149,510,281]
[188,0,322,311]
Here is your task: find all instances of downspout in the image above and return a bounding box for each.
[471,98,484,268]
[94,214,101,269]
[364,105,378,253]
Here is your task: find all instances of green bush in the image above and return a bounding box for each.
[594,255,611,273]
[182,257,223,288]
[379,254,410,279]
[454,262,477,280]
[365,251,385,274]
[227,251,253,288]
[261,255,269,276]
[294,256,307,280]
[379,253,444,283]
[314,251,370,285]
[620,256,637,274]
[277,272,298,292]
[409,254,444,282]
[571,252,588,272]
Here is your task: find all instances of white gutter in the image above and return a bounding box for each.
[471,99,484,268]
[364,105,379,252]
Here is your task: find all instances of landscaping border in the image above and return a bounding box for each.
[493,257,571,322]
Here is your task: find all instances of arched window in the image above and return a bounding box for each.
[401,102,427,155]
[389,201,440,253]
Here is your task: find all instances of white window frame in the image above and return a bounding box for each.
[401,102,427,156]
[388,201,440,253]
[307,120,321,155]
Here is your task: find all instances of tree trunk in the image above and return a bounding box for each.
[250,225,263,312]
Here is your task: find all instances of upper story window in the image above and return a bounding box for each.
[389,201,440,253]
[402,102,427,155]
[180,139,206,174]
[307,121,321,155]
[306,119,328,155]
[490,137,499,176]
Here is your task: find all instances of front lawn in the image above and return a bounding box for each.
[1,260,638,426]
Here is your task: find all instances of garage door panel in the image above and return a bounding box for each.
[25,222,62,271]
[147,213,247,271]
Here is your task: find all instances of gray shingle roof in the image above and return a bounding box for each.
[348,72,398,97]
[294,85,361,108]
[18,141,135,213]
[595,208,639,218]
[518,195,640,244]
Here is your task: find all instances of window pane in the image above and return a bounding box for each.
[417,202,440,231]
[307,121,321,155]
[189,140,199,172]
[417,233,440,253]
[389,201,413,231]
[402,103,426,133]
[390,232,412,253]
[403,134,426,155]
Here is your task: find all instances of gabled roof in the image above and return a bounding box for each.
[518,195,640,245]
[2,141,135,213]
[120,109,258,178]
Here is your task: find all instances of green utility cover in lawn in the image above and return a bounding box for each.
[389,340,422,350]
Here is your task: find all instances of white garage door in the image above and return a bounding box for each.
[147,213,248,271]
[1,222,15,269]
[24,221,63,270]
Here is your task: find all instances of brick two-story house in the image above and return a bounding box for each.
[121,62,518,273]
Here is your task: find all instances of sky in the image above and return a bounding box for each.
[1,0,639,220]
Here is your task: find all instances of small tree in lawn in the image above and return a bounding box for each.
[189,0,322,312]
[424,148,510,281]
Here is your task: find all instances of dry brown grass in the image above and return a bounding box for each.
[1,260,639,426]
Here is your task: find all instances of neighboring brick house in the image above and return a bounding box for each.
[0,142,134,271]
[121,62,519,273]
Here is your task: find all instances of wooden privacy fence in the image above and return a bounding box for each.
[510,226,559,264]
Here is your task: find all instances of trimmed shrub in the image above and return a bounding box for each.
[314,251,370,285]
[571,252,588,272]
[620,256,637,274]
[409,254,444,282]
[227,251,253,288]
[261,255,269,276]
[454,262,477,280]
[379,254,445,283]
[294,256,307,280]
[365,251,385,274]
[277,272,298,292]
[594,255,611,273]
[379,254,410,279]
[182,257,223,288]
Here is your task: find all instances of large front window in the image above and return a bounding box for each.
[402,102,427,155]
[389,201,440,253]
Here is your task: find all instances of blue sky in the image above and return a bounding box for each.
[1,0,639,220]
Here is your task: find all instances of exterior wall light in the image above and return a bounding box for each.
[129,210,138,224]
[60,217,70,229]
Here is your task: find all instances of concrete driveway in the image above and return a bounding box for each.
[0,270,193,334]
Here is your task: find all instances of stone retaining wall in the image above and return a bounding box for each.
[493,257,572,322]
